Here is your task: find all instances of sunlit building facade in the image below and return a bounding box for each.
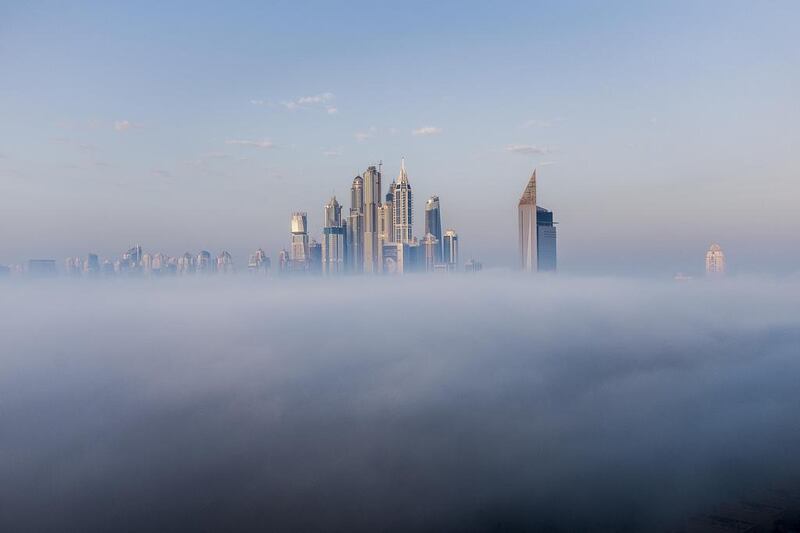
[705,243,726,276]
[518,170,538,272]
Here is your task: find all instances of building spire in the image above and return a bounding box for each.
[398,157,408,184]
[519,169,537,206]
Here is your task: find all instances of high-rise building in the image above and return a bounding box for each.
[278,249,290,274]
[465,259,483,273]
[84,253,100,276]
[196,250,213,274]
[392,158,413,244]
[216,251,234,274]
[248,248,269,274]
[442,229,458,271]
[322,196,346,275]
[141,253,153,274]
[178,252,195,275]
[424,195,443,262]
[536,206,557,272]
[380,187,394,244]
[518,170,538,272]
[308,240,322,274]
[422,233,439,272]
[65,257,82,277]
[705,243,726,276]
[348,176,365,273]
[290,212,309,268]
[362,165,382,273]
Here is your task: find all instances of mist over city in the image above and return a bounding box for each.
[2,1,800,531]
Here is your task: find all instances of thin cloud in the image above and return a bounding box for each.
[250,99,267,106]
[282,92,335,111]
[506,144,555,155]
[354,127,377,142]
[323,148,342,158]
[114,120,132,132]
[326,106,338,115]
[225,139,275,149]
[412,126,442,136]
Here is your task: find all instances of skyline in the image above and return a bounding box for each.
[1,2,799,275]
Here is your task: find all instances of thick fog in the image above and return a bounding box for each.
[1,275,799,532]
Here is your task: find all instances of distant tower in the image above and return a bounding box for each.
[422,233,439,272]
[248,248,269,274]
[278,249,290,274]
[308,239,322,274]
[290,212,309,267]
[392,158,413,244]
[216,251,234,274]
[85,253,100,276]
[705,243,726,276]
[442,229,459,271]
[362,165,382,273]
[379,187,394,244]
[196,250,213,274]
[518,170,538,272]
[348,176,365,273]
[322,196,346,275]
[424,195,443,262]
[536,206,557,272]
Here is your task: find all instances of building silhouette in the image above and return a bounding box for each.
[424,195,443,263]
[392,158,413,244]
[518,170,538,272]
[706,243,725,276]
[536,206,557,272]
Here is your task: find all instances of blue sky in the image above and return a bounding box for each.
[1,1,798,274]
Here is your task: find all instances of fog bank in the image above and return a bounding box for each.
[1,275,799,532]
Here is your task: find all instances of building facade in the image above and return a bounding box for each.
[536,206,557,272]
[518,170,538,272]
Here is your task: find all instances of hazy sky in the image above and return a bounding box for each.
[1,1,798,274]
[3,276,800,531]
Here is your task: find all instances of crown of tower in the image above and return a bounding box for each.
[519,169,537,206]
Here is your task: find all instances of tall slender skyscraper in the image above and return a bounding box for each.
[290,212,309,268]
[424,195,443,262]
[322,195,346,275]
[705,243,726,276]
[536,206,557,272]
[348,176,364,273]
[379,187,394,244]
[392,158,413,244]
[518,170,538,272]
[362,165,382,273]
[442,229,458,271]
[422,233,439,272]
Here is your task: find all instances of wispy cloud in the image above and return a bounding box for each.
[225,139,275,149]
[521,117,565,128]
[282,92,335,111]
[323,148,342,158]
[114,120,132,132]
[250,99,267,106]
[412,126,442,136]
[151,169,173,178]
[326,106,338,115]
[506,144,555,155]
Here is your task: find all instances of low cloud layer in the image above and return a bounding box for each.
[1,276,799,532]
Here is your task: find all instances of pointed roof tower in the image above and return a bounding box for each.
[519,169,537,206]
[398,157,409,184]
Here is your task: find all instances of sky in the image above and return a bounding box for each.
[1,1,798,275]
[3,275,800,531]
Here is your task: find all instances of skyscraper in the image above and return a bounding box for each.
[348,176,364,273]
[705,243,726,276]
[379,187,394,244]
[216,251,234,274]
[248,248,269,274]
[308,240,322,274]
[84,253,100,276]
[362,165,382,273]
[422,233,439,272]
[322,196,346,275]
[442,229,458,271]
[290,212,309,268]
[392,158,413,244]
[518,170,538,272]
[536,206,557,272]
[424,195,443,262]
[196,250,213,274]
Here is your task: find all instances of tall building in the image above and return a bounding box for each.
[216,251,234,274]
[177,252,195,275]
[84,253,100,276]
[465,259,483,273]
[379,187,394,243]
[348,176,364,273]
[362,165,382,273]
[424,195,443,262]
[248,248,270,274]
[705,243,726,276]
[308,240,322,274]
[196,250,213,274]
[422,233,439,272]
[322,196,346,275]
[442,229,458,271]
[290,212,309,268]
[27,259,57,277]
[392,158,413,244]
[518,170,538,272]
[536,206,557,272]
[278,249,290,274]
